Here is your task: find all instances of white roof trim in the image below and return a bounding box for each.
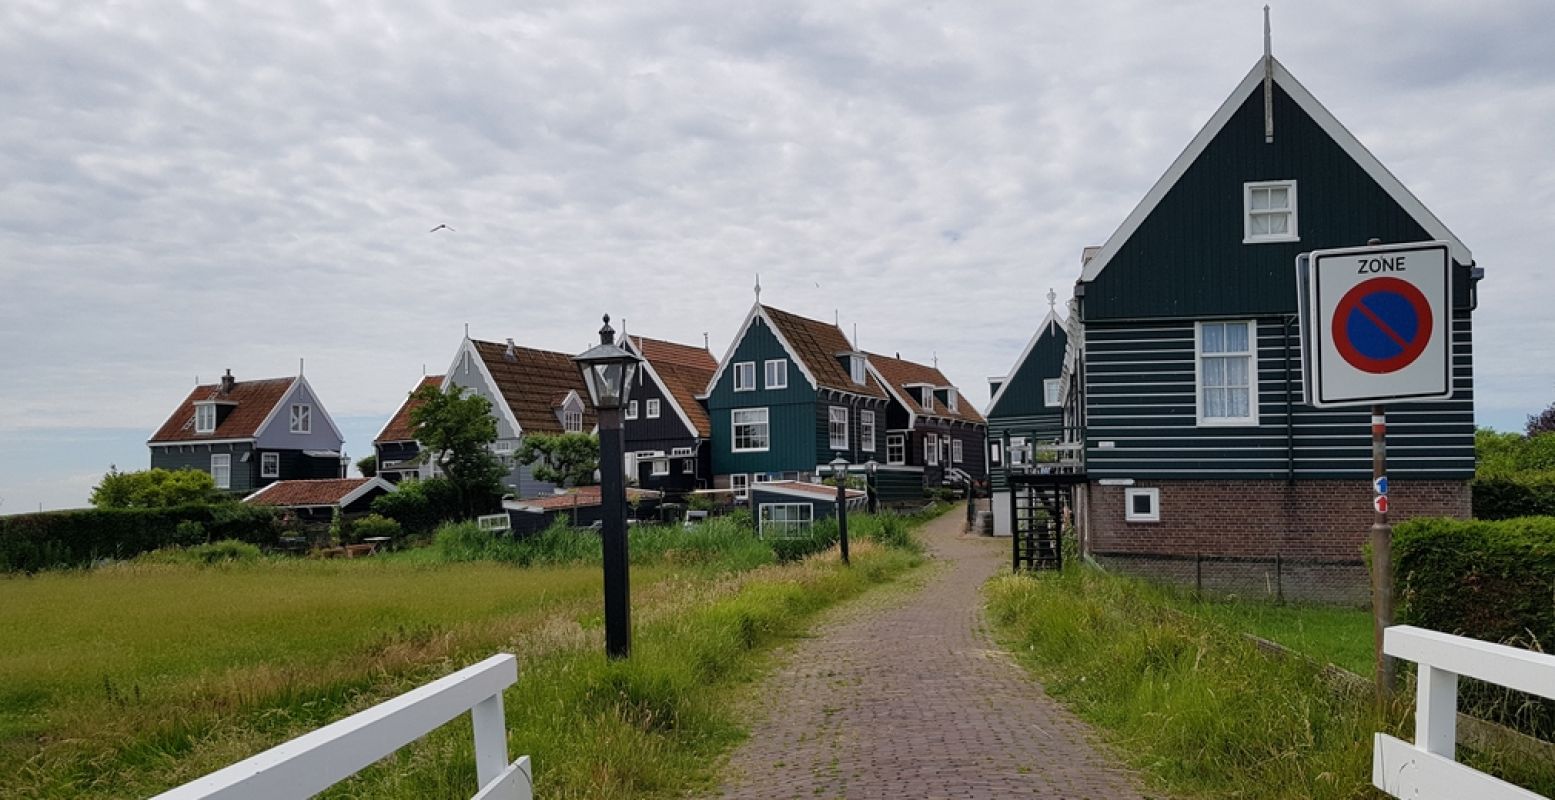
[373,374,426,444]
[624,337,703,438]
[249,375,347,445]
[340,477,396,508]
[441,337,526,438]
[1079,56,1470,284]
[147,437,256,446]
[700,304,820,398]
[241,481,280,504]
[986,308,1064,415]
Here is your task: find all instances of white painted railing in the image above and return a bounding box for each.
[1373,626,1553,799]
[152,653,531,800]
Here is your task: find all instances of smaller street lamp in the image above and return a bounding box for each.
[573,314,641,660]
[829,455,851,565]
[864,458,879,514]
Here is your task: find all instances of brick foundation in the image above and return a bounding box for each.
[1078,479,1470,604]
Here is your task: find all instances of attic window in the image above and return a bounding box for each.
[849,356,866,385]
[945,388,958,412]
[1244,180,1298,243]
[289,404,311,434]
[919,387,934,409]
[194,403,216,434]
[1044,379,1061,407]
[564,410,583,432]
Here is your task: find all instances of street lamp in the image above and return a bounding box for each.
[864,458,879,514]
[829,455,851,565]
[573,314,641,660]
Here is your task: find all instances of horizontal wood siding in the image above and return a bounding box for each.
[149,442,258,494]
[813,396,889,467]
[873,467,926,502]
[1083,315,1474,479]
[988,322,1067,419]
[710,404,817,476]
[988,414,1062,491]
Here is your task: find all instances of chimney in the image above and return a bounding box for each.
[504,338,517,362]
[220,369,235,393]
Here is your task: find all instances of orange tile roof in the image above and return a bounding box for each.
[755,480,867,500]
[150,377,295,443]
[470,340,597,435]
[630,335,716,437]
[761,306,888,398]
[508,486,661,511]
[375,375,444,444]
[866,352,986,425]
[244,478,385,507]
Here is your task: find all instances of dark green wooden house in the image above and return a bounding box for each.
[986,292,1069,534]
[700,300,889,502]
[1064,51,1480,602]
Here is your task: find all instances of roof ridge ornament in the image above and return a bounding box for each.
[754,273,762,303]
[1264,4,1274,144]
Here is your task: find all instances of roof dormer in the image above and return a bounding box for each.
[836,351,867,386]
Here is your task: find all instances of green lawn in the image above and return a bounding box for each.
[1179,595,1375,675]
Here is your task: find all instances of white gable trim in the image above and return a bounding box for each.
[341,477,397,508]
[865,361,918,431]
[699,304,820,398]
[987,308,1064,416]
[372,375,424,444]
[440,337,526,438]
[624,338,702,438]
[241,481,280,504]
[250,375,347,445]
[1079,56,1470,284]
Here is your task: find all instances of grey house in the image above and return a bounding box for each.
[148,369,346,495]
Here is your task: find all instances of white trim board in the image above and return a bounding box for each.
[1078,55,1471,285]
[440,337,526,439]
[700,304,821,398]
[623,337,704,438]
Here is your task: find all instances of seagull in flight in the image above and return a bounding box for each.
[430,224,454,233]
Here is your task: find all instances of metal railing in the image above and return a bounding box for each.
[152,654,531,800]
[1373,626,1554,799]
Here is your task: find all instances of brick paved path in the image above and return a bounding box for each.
[711,507,1146,799]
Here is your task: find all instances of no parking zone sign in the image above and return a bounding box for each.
[1296,241,1453,408]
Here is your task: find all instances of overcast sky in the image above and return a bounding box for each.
[3,1,1551,512]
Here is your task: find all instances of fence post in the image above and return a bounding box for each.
[1415,665,1459,759]
[1194,553,1203,596]
[471,692,509,790]
[1275,553,1284,604]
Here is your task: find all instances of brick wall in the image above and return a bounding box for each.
[1080,479,1470,604]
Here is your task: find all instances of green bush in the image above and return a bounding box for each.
[139,539,264,566]
[769,518,839,563]
[1395,516,1555,738]
[0,504,280,572]
[1472,472,1555,520]
[369,478,463,533]
[351,514,402,542]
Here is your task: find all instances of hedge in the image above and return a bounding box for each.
[0,504,281,572]
[1472,472,1555,520]
[1394,516,1555,738]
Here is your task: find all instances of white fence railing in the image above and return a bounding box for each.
[152,653,531,800]
[1373,625,1553,800]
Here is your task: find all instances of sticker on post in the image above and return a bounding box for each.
[1373,476,1389,496]
[1373,495,1389,514]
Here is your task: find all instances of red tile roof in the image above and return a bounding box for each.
[470,340,598,435]
[375,375,444,444]
[629,336,716,437]
[866,352,986,425]
[761,306,888,398]
[756,480,867,500]
[149,376,295,443]
[243,478,389,508]
[506,485,661,511]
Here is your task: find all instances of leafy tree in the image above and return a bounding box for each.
[356,454,378,477]
[1528,403,1555,437]
[409,385,506,517]
[90,467,228,509]
[516,433,600,488]
[370,477,464,533]
[1476,427,1555,476]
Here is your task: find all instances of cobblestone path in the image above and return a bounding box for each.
[710,507,1147,799]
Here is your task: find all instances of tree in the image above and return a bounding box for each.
[409,385,507,517]
[356,454,378,477]
[516,433,600,488]
[1528,403,1555,437]
[90,466,228,508]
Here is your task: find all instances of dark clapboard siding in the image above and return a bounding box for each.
[1083,314,1474,479]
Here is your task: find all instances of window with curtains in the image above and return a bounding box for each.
[1197,321,1256,425]
[828,407,848,450]
[860,410,875,452]
[210,454,231,489]
[925,433,939,466]
[1243,180,1297,242]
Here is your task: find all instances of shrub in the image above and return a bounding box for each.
[351,514,402,542]
[769,518,839,563]
[0,504,280,572]
[190,539,264,564]
[1472,472,1555,520]
[89,467,227,509]
[370,477,463,533]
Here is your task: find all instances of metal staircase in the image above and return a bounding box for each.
[1009,473,1079,572]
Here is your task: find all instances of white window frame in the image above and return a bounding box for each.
[730,473,749,500]
[1044,378,1061,407]
[260,451,280,478]
[753,473,771,483]
[1195,321,1259,427]
[989,439,1003,466]
[731,408,770,452]
[946,389,958,412]
[733,361,756,392]
[1243,180,1298,243]
[925,433,939,466]
[1125,487,1161,523]
[625,400,638,420]
[211,453,232,489]
[919,387,934,410]
[952,438,963,464]
[650,458,670,476]
[646,398,661,419]
[828,406,849,451]
[194,403,216,434]
[860,410,875,453]
[886,433,906,465]
[759,502,814,540]
[670,446,693,457]
[564,410,583,432]
[1009,436,1028,466]
[764,359,788,390]
[289,403,311,434]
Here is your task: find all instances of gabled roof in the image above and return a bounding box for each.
[456,339,598,436]
[1080,55,1470,284]
[758,305,888,398]
[627,335,716,437]
[986,307,1065,415]
[503,485,661,512]
[753,480,866,501]
[374,375,444,444]
[243,477,394,509]
[865,352,986,426]
[150,376,296,443]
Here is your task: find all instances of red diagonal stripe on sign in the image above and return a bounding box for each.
[1355,297,1410,349]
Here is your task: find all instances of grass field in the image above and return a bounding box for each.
[1180,593,1374,675]
[0,510,939,799]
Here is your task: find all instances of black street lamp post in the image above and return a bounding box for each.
[573,314,641,660]
[830,455,851,565]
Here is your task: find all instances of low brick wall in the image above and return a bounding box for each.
[1081,479,1470,604]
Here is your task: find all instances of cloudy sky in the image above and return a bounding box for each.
[3,1,1551,511]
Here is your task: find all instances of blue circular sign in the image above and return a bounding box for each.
[1332,277,1434,374]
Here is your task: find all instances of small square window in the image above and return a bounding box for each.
[1125,488,1160,523]
[730,473,749,500]
[564,411,583,432]
[1044,378,1061,407]
[289,404,311,434]
[195,404,216,434]
[1243,180,1298,243]
[260,452,280,478]
[764,359,788,390]
[646,399,661,419]
[651,459,669,476]
[734,362,756,392]
[625,400,638,420]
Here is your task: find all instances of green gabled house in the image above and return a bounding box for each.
[699,300,890,503]
[985,290,1070,535]
[1063,47,1480,602]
